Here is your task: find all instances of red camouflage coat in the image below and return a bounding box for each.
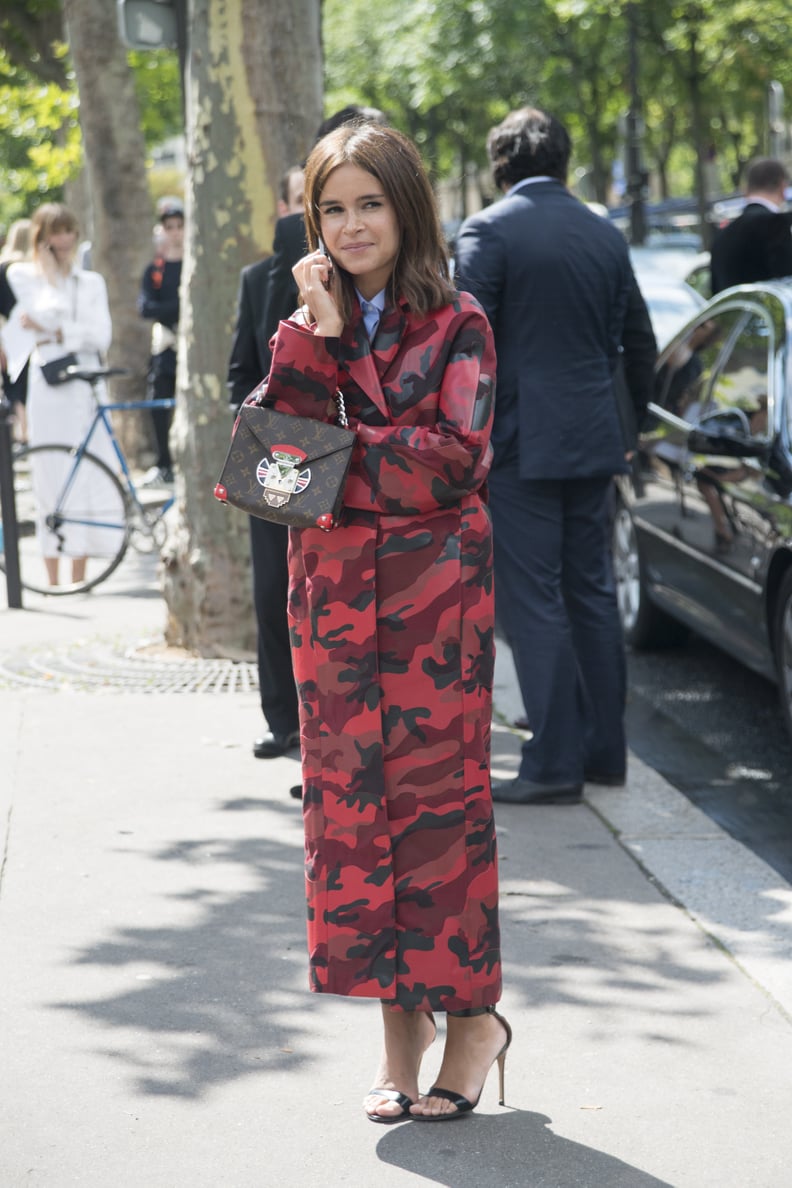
[266,291,501,1011]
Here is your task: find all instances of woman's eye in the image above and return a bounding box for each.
[322,205,343,216]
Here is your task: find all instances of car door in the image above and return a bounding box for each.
[653,301,781,665]
[633,307,745,612]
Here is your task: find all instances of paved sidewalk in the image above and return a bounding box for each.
[2,560,792,1187]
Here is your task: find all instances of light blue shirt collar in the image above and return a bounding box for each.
[356,287,386,339]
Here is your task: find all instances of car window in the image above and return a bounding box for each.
[708,311,772,440]
[654,308,744,420]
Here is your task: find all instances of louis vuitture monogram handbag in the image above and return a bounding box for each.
[214,385,355,532]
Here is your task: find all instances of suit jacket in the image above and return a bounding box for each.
[455,179,653,479]
[227,256,274,411]
[262,212,308,347]
[710,202,792,293]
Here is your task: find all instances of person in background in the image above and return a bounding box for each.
[137,196,184,485]
[455,106,655,805]
[710,158,792,293]
[265,121,509,1124]
[0,218,32,443]
[227,166,305,781]
[5,203,119,587]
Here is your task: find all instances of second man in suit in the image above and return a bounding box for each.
[455,106,655,805]
[710,157,792,294]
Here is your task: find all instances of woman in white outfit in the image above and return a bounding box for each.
[7,204,120,587]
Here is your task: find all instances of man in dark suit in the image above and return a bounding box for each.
[228,166,304,776]
[455,106,655,805]
[710,158,792,294]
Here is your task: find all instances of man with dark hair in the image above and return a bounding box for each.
[227,167,305,779]
[455,106,655,805]
[710,157,792,293]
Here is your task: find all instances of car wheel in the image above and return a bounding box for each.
[773,568,792,742]
[612,501,686,649]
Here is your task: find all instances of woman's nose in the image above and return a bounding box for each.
[344,208,363,232]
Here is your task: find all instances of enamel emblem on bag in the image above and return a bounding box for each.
[257,446,311,508]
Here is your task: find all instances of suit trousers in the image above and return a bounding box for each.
[488,469,626,785]
[249,515,299,738]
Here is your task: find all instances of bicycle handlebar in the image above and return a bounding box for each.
[64,365,129,383]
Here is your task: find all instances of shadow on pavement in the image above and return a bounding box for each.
[376,1110,673,1187]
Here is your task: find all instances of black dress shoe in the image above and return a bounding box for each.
[584,770,626,787]
[252,729,300,759]
[491,777,583,805]
[289,784,303,800]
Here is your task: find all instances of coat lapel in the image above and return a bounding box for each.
[339,298,408,423]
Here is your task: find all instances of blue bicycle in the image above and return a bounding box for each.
[1,366,176,595]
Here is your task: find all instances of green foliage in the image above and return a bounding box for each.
[128,49,182,147]
[0,48,78,228]
[0,37,183,234]
[323,0,792,206]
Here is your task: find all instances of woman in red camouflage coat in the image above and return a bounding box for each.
[265,122,511,1123]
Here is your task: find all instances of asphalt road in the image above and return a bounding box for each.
[626,634,792,882]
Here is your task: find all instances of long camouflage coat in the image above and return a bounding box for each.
[266,291,502,1011]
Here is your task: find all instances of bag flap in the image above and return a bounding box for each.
[239,405,354,464]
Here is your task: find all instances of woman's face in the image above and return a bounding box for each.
[45,226,78,267]
[317,163,400,300]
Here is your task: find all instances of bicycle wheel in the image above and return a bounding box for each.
[1,444,131,595]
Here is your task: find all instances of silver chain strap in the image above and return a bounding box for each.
[334,389,349,428]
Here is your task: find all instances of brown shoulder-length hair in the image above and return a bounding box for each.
[30,203,79,260]
[303,122,456,322]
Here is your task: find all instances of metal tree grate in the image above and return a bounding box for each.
[0,637,259,694]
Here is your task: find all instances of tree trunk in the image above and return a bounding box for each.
[62,0,155,461]
[161,0,322,656]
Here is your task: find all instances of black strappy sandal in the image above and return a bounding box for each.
[365,1009,436,1124]
[364,1088,415,1124]
[411,1005,512,1122]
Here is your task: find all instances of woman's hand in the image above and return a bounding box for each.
[292,250,343,338]
[20,312,46,334]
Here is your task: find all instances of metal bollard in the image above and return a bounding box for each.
[0,395,22,608]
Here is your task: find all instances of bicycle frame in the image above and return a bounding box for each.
[78,397,177,515]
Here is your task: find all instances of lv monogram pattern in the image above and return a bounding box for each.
[217,406,354,528]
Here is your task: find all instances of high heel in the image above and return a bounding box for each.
[365,1010,436,1124]
[411,1005,512,1122]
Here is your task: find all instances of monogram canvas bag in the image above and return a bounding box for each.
[214,387,355,531]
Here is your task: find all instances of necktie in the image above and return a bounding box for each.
[361,300,381,341]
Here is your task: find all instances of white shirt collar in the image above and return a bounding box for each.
[506,176,556,196]
[745,194,782,213]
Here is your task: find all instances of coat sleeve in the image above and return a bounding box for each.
[619,276,657,440]
[453,214,507,336]
[227,268,268,412]
[266,305,496,516]
[350,309,495,514]
[61,272,112,355]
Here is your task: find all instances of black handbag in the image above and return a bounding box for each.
[214,387,355,532]
[40,353,80,385]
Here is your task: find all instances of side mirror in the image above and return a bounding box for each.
[687,425,768,459]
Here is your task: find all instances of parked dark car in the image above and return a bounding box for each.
[612,278,792,738]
